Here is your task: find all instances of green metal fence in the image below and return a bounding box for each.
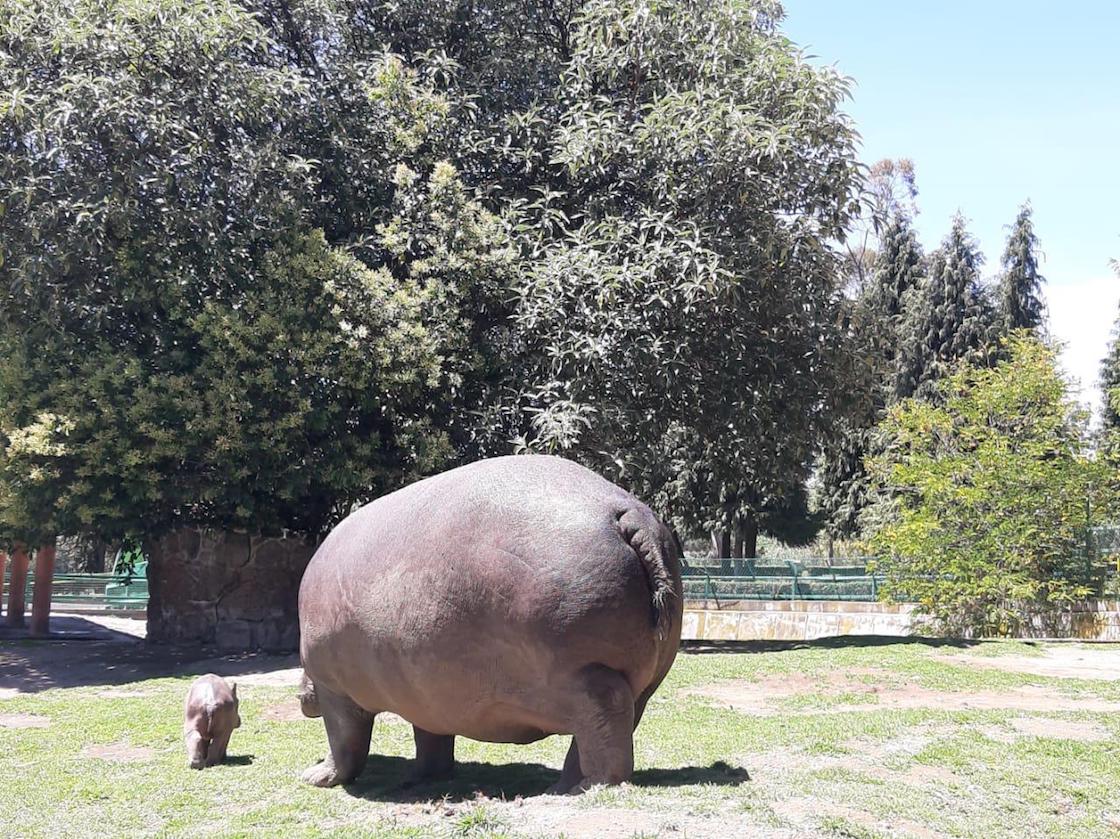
[1,571,148,611]
[682,558,884,604]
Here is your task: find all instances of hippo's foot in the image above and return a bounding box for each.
[546,665,635,795]
[305,686,376,788]
[402,726,455,789]
[301,758,348,787]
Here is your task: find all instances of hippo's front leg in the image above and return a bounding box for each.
[302,685,375,787]
[185,729,209,770]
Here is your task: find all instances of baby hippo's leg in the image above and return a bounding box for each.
[185,728,209,770]
[206,726,231,767]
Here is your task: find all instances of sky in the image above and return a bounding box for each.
[782,1,1120,418]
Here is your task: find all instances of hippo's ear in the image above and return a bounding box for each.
[230,681,238,699]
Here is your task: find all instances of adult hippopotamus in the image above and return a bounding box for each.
[298,454,683,794]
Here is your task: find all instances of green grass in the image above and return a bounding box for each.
[2,638,1119,837]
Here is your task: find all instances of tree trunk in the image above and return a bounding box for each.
[0,551,6,619]
[87,539,106,574]
[742,515,759,559]
[30,542,56,637]
[711,530,731,573]
[5,545,29,627]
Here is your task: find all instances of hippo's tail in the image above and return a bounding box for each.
[619,510,680,641]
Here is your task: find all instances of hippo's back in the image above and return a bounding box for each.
[298,455,681,738]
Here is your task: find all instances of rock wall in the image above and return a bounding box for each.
[146,528,316,651]
[681,599,1120,642]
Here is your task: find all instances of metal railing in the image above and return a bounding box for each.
[1,571,148,611]
[681,558,884,606]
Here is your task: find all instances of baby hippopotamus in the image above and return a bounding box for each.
[183,674,241,769]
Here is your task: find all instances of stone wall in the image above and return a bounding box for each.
[682,600,916,642]
[146,528,316,651]
[681,599,1120,642]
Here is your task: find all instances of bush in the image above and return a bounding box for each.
[868,334,1115,636]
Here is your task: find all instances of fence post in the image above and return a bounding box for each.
[30,541,56,637]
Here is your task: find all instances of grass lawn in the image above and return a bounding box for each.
[2,636,1119,838]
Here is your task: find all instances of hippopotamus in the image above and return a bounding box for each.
[183,674,241,769]
[298,454,683,794]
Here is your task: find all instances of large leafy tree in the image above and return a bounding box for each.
[0,0,514,542]
[508,0,861,548]
[997,202,1047,333]
[870,335,1113,636]
[0,0,864,553]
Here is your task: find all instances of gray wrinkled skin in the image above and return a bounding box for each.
[298,455,683,794]
[183,674,241,769]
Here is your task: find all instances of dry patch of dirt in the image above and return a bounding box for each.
[0,712,50,728]
[976,715,1111,743]
[774,796,948,839]
[447,794,799,839]
[691,672,1120,715]
[96,688,154,699]
[262,699,308,722]
[81,742,157,763]
[939,647,1120,681]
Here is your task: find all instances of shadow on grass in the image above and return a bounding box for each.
[681,634,983,655]
[343,755,749,802]
[0,617,299,694]
[224,754,255,766]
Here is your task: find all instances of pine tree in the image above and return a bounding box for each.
[817,215,924,545]
[1101,313,1120,430]
[894,215,997,400]
[864,214,926,393]
[997,203,1046,332]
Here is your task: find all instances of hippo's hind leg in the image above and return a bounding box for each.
[547,664,635,794]
[301,685,375,787]
[205,726,231,767]
[402,726,456,787]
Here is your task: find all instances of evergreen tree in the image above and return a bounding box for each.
[865,215,926,394]
[1101,313,1120,430]
[997,203,1047,332]
[895,215,996,400]
[816,215,923,546]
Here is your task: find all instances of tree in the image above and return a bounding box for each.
[997,203,1046,333]
[815,214,925,547]
[0,0,515,543]
[894,215,997,400]
[509,0,862,550]
[841,158,919,293]
[869,335,1113,636]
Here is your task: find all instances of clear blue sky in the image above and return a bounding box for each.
[782,1,1120,416]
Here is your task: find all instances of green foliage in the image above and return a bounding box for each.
[0,0,861,545]
[869,335,1114,636]
[0,0,514,542]
[894,215,997,401]
[996,203,1046,333]
[509,0,862,537]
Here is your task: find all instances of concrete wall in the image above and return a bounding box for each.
[681,599,1120,642]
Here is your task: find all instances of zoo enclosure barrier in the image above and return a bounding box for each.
[681,558,886,606]
[0,569,148,613]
